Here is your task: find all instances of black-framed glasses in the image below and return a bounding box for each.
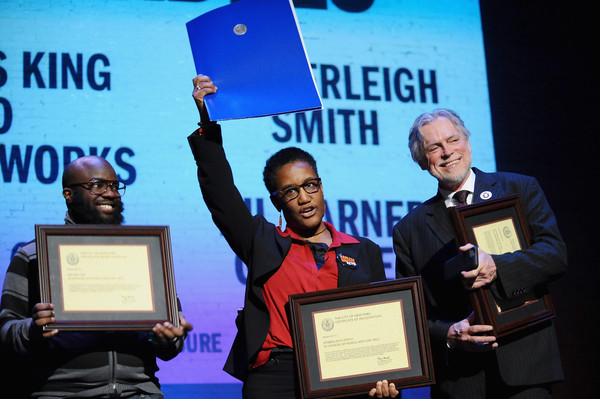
[68,179,126,196]
[272,178,321,202]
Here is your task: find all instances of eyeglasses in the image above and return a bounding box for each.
[272,178,321,202]
[68,179,126,196]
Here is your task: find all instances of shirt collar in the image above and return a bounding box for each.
[64,211,76,225]
[438,168,476,207]
[281,221,359,247]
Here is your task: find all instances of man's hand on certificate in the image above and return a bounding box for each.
[152,314,194,345]
[368,380,399,398]
[446,312,498,352]
[459,244,497,290]
[32,302,58,339]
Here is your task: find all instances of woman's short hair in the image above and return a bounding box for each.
[263,147,318,194]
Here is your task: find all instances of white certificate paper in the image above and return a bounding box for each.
[58,244,155,312]
[312,300,410,381]
[472,217,522,255]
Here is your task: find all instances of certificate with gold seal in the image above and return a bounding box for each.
[58,244,154,312]
[289,277,434,399]
[312,300,409,381]
[36,225,179,331]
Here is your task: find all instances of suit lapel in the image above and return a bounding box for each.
[425,195,456,245]
[335,244,360,287]
[472,168,503,203]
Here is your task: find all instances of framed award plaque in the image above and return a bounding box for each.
[36,224,179,331]
[289,277,434,399]
[450,194,555,338]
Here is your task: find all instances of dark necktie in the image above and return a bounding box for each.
[454,190,470,206]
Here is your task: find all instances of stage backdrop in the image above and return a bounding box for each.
[0,0,494,397]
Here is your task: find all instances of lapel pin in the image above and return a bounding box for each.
[480,191,492,200]
[337,253,357,268]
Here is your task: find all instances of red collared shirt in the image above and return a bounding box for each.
[254,222,359,368]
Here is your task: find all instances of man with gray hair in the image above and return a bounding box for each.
[393,109,566,398]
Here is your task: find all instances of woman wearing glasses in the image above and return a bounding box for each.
[188,74,398,399]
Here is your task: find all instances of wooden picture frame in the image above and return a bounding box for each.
[36,224,179,331]
[288,277,434,399]
[450,194,555,338]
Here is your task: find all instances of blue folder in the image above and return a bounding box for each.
[186,0,323,121]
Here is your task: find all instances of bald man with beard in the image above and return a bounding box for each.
[62,155,125,225]
[0,156,192,399]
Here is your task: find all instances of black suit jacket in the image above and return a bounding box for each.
[393,168,566,386]
[188,125,386,381]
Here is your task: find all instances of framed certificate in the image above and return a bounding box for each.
[450,194,555,338]
[288,277,434,399]
[35,224,179,331]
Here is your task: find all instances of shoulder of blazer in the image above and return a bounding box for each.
[393,192,443,237]
[473,168,536,201]
[248,215,293,279]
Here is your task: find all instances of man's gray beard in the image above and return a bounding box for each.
[431,167,470,190]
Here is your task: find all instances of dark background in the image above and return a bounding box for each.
[480,2,597,397]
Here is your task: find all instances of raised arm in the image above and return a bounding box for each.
[187,74,258,264]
